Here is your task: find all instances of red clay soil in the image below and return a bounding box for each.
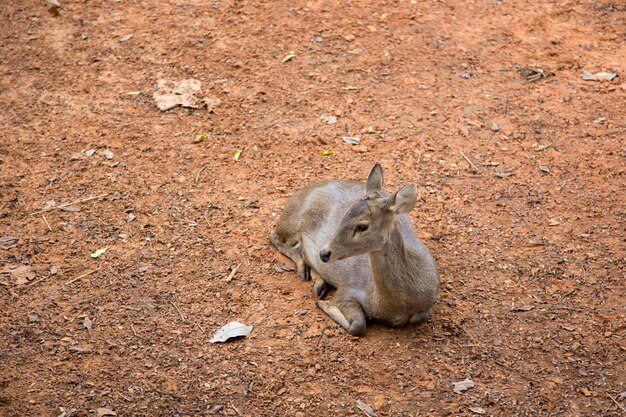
[1,0,625,416]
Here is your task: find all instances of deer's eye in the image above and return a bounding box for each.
[355,224,369,233]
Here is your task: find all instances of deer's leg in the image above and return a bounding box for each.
[269,231,311,281]
[310,269,328,298]
[409,308,432,325]
[316,299,366,336]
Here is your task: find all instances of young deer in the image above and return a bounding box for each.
[270,164,439,336]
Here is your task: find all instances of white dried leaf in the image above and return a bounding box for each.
[453,378,475,394]
[356,399,377,417]
[341,136,360,145]
[209,321,253,343]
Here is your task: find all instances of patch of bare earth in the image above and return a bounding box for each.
[0,0,624,416]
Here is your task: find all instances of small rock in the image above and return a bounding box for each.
[103,149,114,160]
[469,406,486,415]
[459,71,472,79]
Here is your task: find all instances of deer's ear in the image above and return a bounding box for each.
[366,164,384,195]
[386,183,418,214]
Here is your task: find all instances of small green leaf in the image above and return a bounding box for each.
[321,150,335,156]
[127,91,142,95]
[194,132,208,143]
[90,248,108,259]
[233,149,242,161]
[252,145,258,152]
[531,143,552,152]
[281,53,296,63]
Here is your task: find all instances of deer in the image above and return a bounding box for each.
[269,164,439,336]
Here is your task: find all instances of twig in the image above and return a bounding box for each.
[41,214,52,231]
[607,393,626,413]
[29,194,109,216]
[226,264,240,282]
[64,269,99,286]
[203,213,211,228]
[130,323,139,337]
[122,305,142,312]
[195,323,205,333]
[230,403,242,416]
[459,150,479,172]
[27,273,52,286]
[170,300,186,322]
[316,326,328,347]
[195,164,208,184]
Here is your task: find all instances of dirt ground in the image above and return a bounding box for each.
[1,0,625,416]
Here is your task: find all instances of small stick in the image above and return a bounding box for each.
[27,274,51,286]
[29,194,109,216]
[607,393,626,413]
[203,213,211,228]
[41,214,52,232]
[195,323,206,333]
[230,404,242,416]
[459,150,479,172]
[170,300,186,322]
[64,269,99,286]
[195,164,208,184]
[130,323,139,337]
[226,264,240,282]
[122,305,142,312]
[316,326,328,347]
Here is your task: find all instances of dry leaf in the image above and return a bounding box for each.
[83,317,93,330]
[511,305,534,312]
[342,136,360,145]
[46,0,61,15]
[281,53,296,63]
[321,115,337,125]
[453,378,475,394]
[209,321,253,343]
[96,408,117,417]
[0,236,19,250]
[356,399,377,417]
[1,264,35,285]
[153,79,219,112]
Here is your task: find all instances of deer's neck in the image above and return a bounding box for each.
[368,220,422,302]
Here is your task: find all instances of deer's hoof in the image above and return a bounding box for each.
[314,282,327,298]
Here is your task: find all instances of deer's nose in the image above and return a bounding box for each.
[319,250,331,263]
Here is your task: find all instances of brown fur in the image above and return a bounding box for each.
[270,165,439,335]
